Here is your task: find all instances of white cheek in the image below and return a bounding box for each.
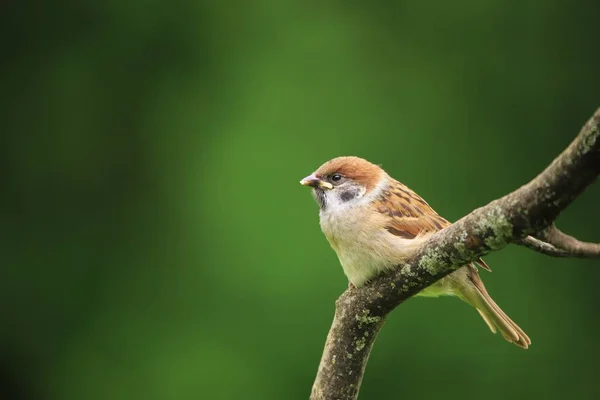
[355,186,367,199]
[317,176,402,286]
[324,185,368,211]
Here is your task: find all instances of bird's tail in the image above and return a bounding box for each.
[460,266,531,349]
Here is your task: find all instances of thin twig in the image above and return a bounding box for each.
[515,236,570,257]
[538,224,600,258]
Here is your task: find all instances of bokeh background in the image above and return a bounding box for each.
[2,1,600,399]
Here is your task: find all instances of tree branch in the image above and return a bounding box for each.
[310,108,600,400]
[515,236,570,257]
[537,224,600,257]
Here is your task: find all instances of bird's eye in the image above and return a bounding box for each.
[331,174,342,182]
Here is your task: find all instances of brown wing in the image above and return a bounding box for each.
[373,181,449,238]
[374,180,491,271]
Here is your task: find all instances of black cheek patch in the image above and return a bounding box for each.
[340,189,358,202]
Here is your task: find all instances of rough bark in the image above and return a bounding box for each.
[310,108,600,400]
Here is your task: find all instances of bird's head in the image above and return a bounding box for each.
[300,156,384,210]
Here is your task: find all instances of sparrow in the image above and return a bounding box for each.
[300,156,530,349]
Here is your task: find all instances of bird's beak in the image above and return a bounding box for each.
[300,174,333,190]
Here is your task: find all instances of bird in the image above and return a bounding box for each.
[300,156,530,349]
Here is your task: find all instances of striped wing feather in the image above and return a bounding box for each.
[374,180,491,271]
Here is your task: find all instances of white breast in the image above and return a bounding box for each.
[318,179,422,286]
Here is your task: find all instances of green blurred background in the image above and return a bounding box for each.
[2,1,600,399]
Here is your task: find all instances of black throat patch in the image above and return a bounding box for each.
[312,188,327,209]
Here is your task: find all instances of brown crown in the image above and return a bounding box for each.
[314,156,383,191]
